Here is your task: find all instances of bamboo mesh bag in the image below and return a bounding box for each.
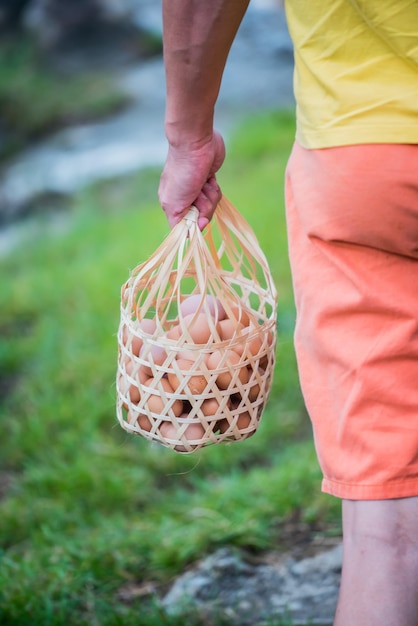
[116,196,278,453]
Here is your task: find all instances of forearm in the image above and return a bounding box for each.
[162,0,250,147]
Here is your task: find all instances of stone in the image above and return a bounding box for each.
[162,544,342,626]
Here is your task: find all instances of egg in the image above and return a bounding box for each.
[119,360,143,404]
[128,410,153,432]
[234,326,264,359]
[180,294,226,320]
[166,324,181,341]
[236,411,252,430]
[248,379,261,402]
[176,349,209,365]
[247,366,265,402]
[181,314,214,344]
[160,418,205,452]
[228,305,251,327]
[218,319,244,342]
[143,378,183,417]
[207,349,250,389]
[122,324,143,357]
[140,343,168,377]
[200,397,224,417]
[168,359,207,395]
[218,411,252,434]
[139,318,157,335]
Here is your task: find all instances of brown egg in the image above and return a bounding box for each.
[218,319,244,342]
[180,294,226,320]
[181,314,214,344]
[122,324,143,357]
[228,305,251,327]
[143,378,183,417]
[160,418,205,452]
[183,420,206,443]
[260,355,269,370]
[248,380,261,402]
[168,359,207,395]
[119,361,142,404]
[218,411,252,434]
[236,411,252,430]
[234,326,264,359]
[246,365,265,402]
[200,397,223,417]
[128,410,153,432]
[140,343,168,377]
[166,324,181,341]
[207,349,250,389]
[176,349,208,364]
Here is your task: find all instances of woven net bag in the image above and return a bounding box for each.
[116,196,278,453]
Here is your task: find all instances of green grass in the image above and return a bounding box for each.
[0,109,341,625]
[0,35,130,160]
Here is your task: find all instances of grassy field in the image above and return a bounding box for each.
[0,110,341,625]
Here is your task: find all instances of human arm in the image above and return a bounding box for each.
[158,0,250,230]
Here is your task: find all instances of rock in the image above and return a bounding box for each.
[162,545,342,626]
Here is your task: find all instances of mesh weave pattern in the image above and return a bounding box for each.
[116,197,278,453]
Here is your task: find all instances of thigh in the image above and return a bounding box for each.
[285,142,418,501]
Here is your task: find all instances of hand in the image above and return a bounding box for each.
[158,130,225,230]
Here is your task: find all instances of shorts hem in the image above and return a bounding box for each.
[322,477,418,500]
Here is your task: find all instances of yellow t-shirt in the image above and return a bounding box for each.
[284,0,418,148]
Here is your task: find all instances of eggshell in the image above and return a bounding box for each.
[234,326,264,358]
[236,412,252,430]
[139,318,157,335]
[160,418,205,452]
[183,420,206,442]
[128,410,152,432]
[143,378,183,417]
[207,349,250,389]
[176,349,208,365]
[228,305,251,327]
[122,324,143,357]
[218,319,244,342]
[200,397,223,417]
[168,359,207,395]
[166,324,181,341]
[119,360,142,404]
[140,343,168,377]
[248,367,265,402]
[218,411,252,434]
[180,294,226,320]
[181,314,214,344]
[248,380,261,402]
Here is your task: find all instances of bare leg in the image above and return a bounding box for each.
[334,497,418,626]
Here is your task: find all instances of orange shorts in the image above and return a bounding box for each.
[285,141,418,500]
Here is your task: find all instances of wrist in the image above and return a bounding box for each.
[164,111,215,150]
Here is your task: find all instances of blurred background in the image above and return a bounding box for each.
[0,2,342,626]
[0,0,293,244]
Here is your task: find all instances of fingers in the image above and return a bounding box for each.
[158,131,226,230]
[193,176,222,230]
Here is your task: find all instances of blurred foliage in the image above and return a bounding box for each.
[0,109,341,625]
[0,34,130,160]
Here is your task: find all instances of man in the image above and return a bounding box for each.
[158,2,418,624]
